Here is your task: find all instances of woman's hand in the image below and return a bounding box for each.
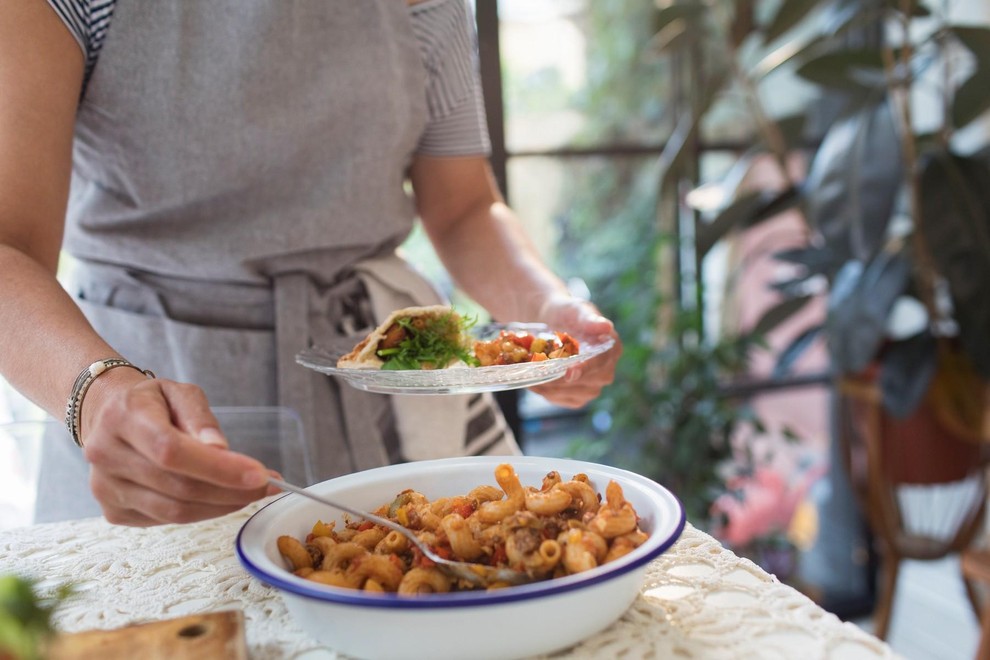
[528,296,622,409]
[78,369,277,526]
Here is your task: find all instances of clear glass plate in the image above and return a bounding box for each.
[295,324,615,395]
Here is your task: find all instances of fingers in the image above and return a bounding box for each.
[529,306,622,408]
[158,381,228,448]
[93,472,268,526]
[99,380,270,489]
[82,377,275,525]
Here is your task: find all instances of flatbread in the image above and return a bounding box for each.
[337,305,463,369]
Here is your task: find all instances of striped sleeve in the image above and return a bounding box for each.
[46,0,116,95]
[409,0,492,157]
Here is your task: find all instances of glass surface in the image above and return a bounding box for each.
[506,154,660,274]
[297,326,615,395]
[499,0,673,153]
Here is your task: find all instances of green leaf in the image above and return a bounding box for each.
[803,101,903,265]
[820,0,868,35]
[695,187,801,257]
[952,25,990,61]
[377,311,478,370]
[752,33,826,80]
[653,2,706,33]
[885,0,931,17]
[795,49,887,91]
[951,69,990,130]
[650,19,697,55]
[826,250,912,373]
[751,294,814,338]
[775,113,809,151]
[918,151,990,379]
[763,0,821,44]
[879,331,937,418]
[773,245,839,277]
[773,323,825,377]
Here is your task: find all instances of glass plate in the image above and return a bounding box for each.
[295,324,615,395]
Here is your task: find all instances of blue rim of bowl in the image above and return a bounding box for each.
[236,464,686,610]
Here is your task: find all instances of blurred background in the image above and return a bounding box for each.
[5,1,990,658]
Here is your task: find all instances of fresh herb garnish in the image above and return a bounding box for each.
[378,311,480,370]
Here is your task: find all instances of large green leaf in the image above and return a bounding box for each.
[918,151,990,379]
[803,101,902,265]
[884,0,931,17]
[752,294,815,338]
[821,0,869,35]
[951,69,990,130]
[752,33,826,80]
[951,25,990,61]
[763,0,823,44]
[773,244,840,277]
[879,330,937,418]
[653,2,706,32]
[826,250,912,373]
[795,49,887,91]
[773,323,825,377]
[695,187,800,257]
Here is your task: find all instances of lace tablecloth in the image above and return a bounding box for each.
[0,501,898,659]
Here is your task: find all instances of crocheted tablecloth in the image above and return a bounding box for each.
[0,502,898,659]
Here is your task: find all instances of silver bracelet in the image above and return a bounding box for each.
[64,358,156,448]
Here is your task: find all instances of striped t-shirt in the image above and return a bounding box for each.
[45,0,491,157]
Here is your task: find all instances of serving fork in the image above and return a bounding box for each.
[268,477,533,589]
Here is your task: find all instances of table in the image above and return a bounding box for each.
[0,500,899,659]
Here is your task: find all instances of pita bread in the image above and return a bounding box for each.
[337,305,466,369]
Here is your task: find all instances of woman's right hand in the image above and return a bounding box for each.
[78,369,277,526]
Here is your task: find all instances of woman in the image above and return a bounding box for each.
[0,0,620,526]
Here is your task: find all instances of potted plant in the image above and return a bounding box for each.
[646,0,990,635]
[650,0,990,474]
[568,304,788,527]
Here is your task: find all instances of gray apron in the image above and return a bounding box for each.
[37,0,518,522]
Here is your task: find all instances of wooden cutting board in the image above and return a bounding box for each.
[47,610,247,660]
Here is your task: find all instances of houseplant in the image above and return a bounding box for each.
[651,0,990,448]
[647,0,990,634]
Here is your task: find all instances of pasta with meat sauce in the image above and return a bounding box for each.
[276,463,649,594]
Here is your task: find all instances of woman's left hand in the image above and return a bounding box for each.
[528,296,621,409]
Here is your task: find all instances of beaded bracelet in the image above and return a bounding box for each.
[64,358,156,448]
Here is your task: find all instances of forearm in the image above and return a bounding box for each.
[0,245,119,418]
[410,155,612,344]
[420,190,571,322]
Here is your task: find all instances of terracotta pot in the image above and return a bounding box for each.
[845,357,986,486]
[875,394,983,485]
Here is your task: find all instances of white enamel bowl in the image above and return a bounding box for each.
[236,456,685,660]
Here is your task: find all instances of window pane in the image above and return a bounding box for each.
[506,155,660,284]
[499,0,673,153]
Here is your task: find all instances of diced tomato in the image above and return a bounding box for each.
[491,543,508,566]
[556,332,580,354]
[411,547,434,569]
[356,521,376,532]
[452,502,475,518]
[508,332,534,350]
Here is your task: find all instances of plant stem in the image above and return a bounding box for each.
[882,1,939,321]
[717,5,808,234]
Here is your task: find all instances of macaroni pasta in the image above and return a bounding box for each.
[277,463,649,594]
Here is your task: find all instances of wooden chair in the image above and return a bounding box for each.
[961,549,990,660]
[838,375,989,640]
